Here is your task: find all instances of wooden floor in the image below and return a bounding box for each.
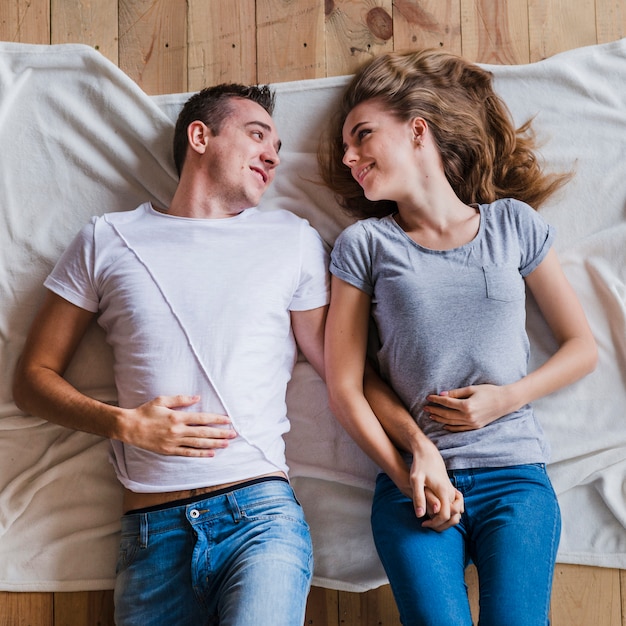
[0,1,625,624]
[0,563,624,625]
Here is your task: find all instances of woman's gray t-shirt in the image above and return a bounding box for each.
[330,198,554,469]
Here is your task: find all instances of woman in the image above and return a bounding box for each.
[319,50,597,626]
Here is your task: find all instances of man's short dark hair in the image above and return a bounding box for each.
[173,84,275,176]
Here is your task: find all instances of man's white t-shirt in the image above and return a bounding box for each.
[45,203,330,492]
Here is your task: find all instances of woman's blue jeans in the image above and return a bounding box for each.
[114,479,313,626]
[371,464,561,626]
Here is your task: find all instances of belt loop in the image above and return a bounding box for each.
[227,492,242,523]
[448,470,457,490]
[140,513,149,548]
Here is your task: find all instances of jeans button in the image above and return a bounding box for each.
[190,509,200,519]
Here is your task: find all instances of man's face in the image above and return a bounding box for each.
[202,97,281,213]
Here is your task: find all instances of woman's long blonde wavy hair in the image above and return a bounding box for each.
[318,49,570,219]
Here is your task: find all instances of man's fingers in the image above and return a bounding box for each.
[149,395,233,426]
[422,510,462,531]
[431,490,448,518]
[153,394,201,409]
[189,425,237,440]
[191,414,233,427]
[412,477,427,518]
[420,487,464,531]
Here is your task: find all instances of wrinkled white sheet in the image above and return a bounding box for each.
[0,38,624,592]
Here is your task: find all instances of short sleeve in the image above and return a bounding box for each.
[513,200,555,276]
[290,220,330,311]
[330,221,374,295]
[44,217,100,312]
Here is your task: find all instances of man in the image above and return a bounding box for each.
[13,84,327,625]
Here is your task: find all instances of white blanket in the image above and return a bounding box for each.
[0,39,625,593]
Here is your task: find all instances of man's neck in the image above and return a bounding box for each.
[167,185,250,219]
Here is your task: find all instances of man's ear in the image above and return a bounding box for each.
[187,120,210,155]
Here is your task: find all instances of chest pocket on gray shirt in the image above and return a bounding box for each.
[483,266,525,302]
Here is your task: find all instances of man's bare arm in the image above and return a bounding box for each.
[363,364,463,529]
[13,291,236,455]
[290,304,328,381]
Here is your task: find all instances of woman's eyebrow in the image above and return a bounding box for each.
[347,121,368,137]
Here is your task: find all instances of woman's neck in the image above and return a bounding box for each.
[394,198,480,251]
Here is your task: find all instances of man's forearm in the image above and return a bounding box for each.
[363,362,432,456]
[13,362,123,438]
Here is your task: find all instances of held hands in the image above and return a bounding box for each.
[424,384,515,432]
[121,395,236,456]
[407,437,463,532]
[402,383,515,531]
[421,486,464,532]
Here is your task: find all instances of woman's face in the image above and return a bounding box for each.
[342,99,419,203]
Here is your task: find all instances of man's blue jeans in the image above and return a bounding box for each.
[371,464,561,626]
[114,478,313,625]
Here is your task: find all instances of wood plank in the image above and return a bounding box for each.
[338,585,401,626]
[528,0,597,61]
[550,564,622,626]
[392,0,462,55]
[50,0,118,65]
[0,0,50,43]
[465,563,479,623]
[256,0,325,83]
[461,0,530,63]
[53,590,114,626]
[622,569,626,626]
[468,564,624,626]
[329,564,626,625]
[0,592,53,626]
[187,0,256,91]
[324,0,393,77]
[304,586,339,625]
[596,0,626,44]
[118,0,187,95]
[332,567,478,625]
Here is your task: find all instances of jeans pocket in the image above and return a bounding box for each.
[116,533,141,575]
[242,496,309,528]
